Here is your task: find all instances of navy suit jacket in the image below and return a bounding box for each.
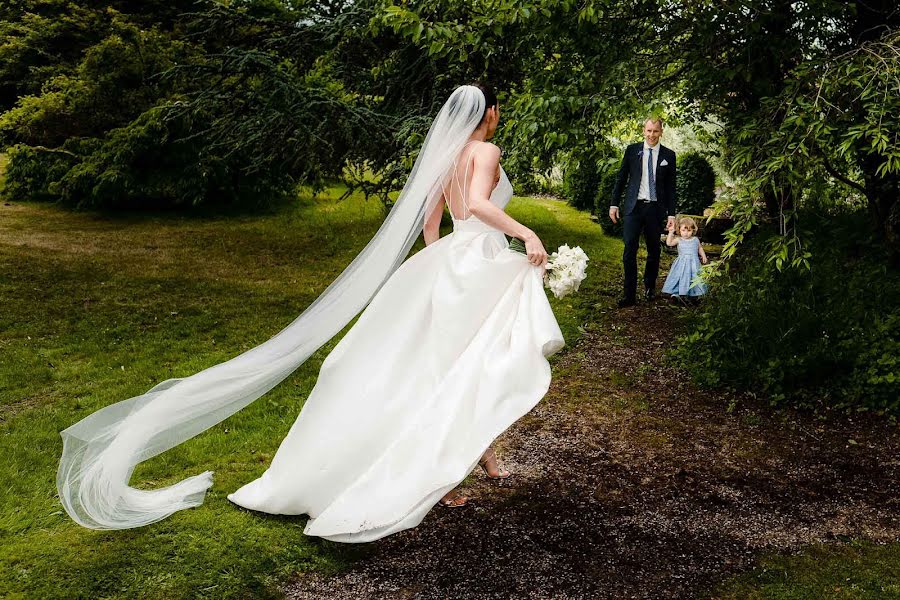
[610,142,677,219]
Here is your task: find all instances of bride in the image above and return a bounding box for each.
[57,83,565,542]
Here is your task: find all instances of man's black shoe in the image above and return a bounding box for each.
[644,287,656,301]
[617,297,637,308]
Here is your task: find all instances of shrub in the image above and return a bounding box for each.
[3,107,297,210]
[597,164,623,237]
[676,152,716,216]
[2,144,74,201]
[506,160,563,197]
[838,313,900,407]
[673,210,900,415]
[564,153,603,212]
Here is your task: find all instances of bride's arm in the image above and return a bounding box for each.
[467,143,548,268]
[423,191,444,246]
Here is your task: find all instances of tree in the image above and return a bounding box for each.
[666,0,899,262]
[0,0,395,208]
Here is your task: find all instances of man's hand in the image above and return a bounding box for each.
[609,206,620,224]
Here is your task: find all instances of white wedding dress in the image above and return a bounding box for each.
[228,164,564,542]
[55,85,561,538]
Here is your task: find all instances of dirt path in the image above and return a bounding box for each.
[285,300,900,599]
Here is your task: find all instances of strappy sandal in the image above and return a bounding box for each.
[438,493,469,508]
[479,448,511,480]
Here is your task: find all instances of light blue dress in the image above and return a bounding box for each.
[662,237,707,297]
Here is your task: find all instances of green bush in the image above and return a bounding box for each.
[838,313,900,407]
[506,161,563,197]
[596,164,623,237]
[674,211,900,414]
[4,107,297,209]
[675,152,716,216]
[2,144,74,201]
[0,14,190,149]
[564,153,603,212]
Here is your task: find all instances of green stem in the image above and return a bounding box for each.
[508,237,527,254]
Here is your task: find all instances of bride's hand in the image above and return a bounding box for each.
[523,232,548,269]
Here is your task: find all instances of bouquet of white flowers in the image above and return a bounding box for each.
[508,238,589,299]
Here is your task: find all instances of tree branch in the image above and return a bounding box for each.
[820,152,867,195]
[31,145,77,158]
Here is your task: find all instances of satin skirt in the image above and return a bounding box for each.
[227,217,564,542]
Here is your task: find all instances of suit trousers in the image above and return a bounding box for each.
[622,201,663,300]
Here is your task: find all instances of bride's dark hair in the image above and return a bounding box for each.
[473,82,498,122]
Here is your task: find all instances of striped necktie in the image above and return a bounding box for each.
[648,147,657,201]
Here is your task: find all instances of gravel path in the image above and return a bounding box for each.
[284,300,900,599]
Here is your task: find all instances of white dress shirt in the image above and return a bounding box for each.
[638,141,660,201]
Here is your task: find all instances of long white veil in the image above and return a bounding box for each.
[57,85,488,529]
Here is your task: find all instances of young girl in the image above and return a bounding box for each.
[662,216,708,299]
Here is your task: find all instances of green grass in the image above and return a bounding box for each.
[0,189,619,599]
[712,541,900,599]
[9,188,896,600]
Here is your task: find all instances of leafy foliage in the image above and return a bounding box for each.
[674,211,900,414]
[725,28,900,264]
[374,0,681,184]
[2,144,74,201]
[0,0,395,209]
[563,151,605,212]
[560,140,625,239]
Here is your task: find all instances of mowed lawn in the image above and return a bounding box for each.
[0,188,621,599]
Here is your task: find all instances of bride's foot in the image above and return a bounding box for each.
[479,448,511,479]
[438,490,469,508]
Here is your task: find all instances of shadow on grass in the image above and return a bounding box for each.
[0,189,620,599]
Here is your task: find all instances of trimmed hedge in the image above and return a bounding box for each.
[676,152,716,215]
[564,153,603,212]
[597,165,623,237]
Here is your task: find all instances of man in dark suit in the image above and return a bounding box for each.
[609,118,677,307]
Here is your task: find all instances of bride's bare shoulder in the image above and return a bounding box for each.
[472,141,501,163]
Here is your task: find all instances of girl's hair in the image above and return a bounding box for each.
[678,216,698,235]
[473,82,498,122]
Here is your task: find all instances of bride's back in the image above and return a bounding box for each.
[444,141,502,221]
